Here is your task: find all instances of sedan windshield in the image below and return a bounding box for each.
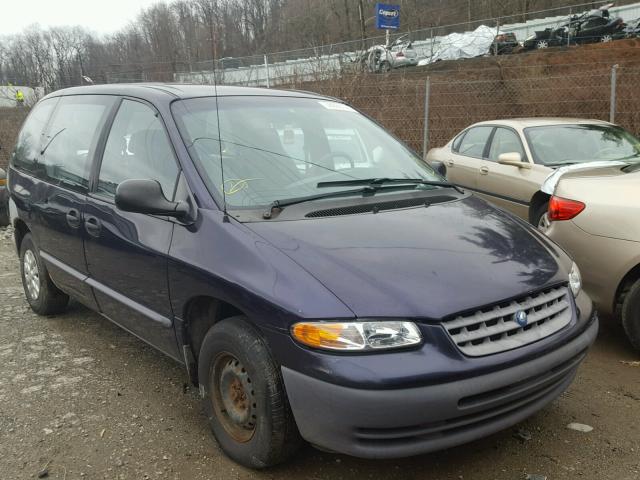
[524,124,640,166]
[172,96,441,209]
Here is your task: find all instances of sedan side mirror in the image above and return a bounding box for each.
[498,152,532,169]
[116,179,189,218]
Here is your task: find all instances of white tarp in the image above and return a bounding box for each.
[417,25,498,66]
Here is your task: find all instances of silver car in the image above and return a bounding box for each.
[367,35,418,72]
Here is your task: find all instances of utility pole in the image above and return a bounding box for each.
[358,0,367,43]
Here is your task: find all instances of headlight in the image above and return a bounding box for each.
[291,321,422,352]
[569,262,582,297]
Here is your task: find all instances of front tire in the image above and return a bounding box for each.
[198,317,302,468]
[621,280,640,351]
[19,233,69,315]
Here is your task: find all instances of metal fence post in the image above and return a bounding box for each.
[610,64,618,124]
[423,77,431,160]
[264,54,270,88]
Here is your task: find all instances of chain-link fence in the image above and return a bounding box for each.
[2,46,640,169]
[287,54,640,158]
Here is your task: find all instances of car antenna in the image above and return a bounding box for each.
[210,35,229,223]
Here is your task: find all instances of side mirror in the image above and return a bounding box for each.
[115,179,189,218]
[430,160,447,178]
[498,152,532,169]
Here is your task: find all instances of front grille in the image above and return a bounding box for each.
[442,285,572,356]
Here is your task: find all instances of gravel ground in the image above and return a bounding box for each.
[0,224,639,480]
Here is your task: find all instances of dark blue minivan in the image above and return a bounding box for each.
[8,84,598,468]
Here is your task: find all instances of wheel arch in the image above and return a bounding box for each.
[614,262,640,314]
[13,218,30,254]
[181,295,246,362]
[529,190,551,224]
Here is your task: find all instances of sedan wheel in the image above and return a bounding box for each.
[536,40,549,49]
[601,34,613,43]
[537,212,551,232]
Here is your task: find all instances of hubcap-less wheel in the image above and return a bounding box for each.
[601,35,612,43]
[23,249,40,300]
[537,40,549,49]
[212,353,257,443]
[538,213,551,232]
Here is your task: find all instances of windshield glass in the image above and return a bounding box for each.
[172,96,440,208]
[524,124,640,166]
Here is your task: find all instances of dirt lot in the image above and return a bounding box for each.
[0,224,639,480]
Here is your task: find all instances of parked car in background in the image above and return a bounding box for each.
[365,34,418,72]
[542,161,640,351]
[521,3,625,50]
[426,118,639,227]
[0,167,9,227]
[624,17,640,37]
[492,33,519,54]
[8,84,597,468]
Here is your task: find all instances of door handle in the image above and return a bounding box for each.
[480,166,490,175]
[66,209,81,228]
[84,216,102,238]
[446,159,455,167]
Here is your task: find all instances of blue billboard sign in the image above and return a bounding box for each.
[375,3,400,30]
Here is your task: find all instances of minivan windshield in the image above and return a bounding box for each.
[172,96,441,209]
[524,124,640,166]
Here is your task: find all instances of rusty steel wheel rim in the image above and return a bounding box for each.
[211,353,257,443]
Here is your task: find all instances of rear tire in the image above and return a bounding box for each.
[621,280,640,351]
[532,201,550,231]
[198,317,302,468]
[19,233,69,315]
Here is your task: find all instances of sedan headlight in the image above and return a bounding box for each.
[291,321,422,352]
[569,262,582,297]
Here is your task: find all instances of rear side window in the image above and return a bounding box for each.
[97,99,178,199]
[487,127,526,162]
[38,95,114,191]
[11,98,58,172]
[451,131,465,152]
[457,126,493,158]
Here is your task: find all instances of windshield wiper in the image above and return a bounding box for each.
[40,128,66,156]
[545,162,578,167]
[263,183,440,219]
[317,177,464,193]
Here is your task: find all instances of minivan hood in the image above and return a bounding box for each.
[247,196,568,320]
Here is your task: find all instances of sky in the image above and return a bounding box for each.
[2,0,164,36]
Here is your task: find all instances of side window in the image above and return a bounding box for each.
[38,96,113,191]
[488,127,526,162]
[11,98,58,172]
[457,126,493,158]
[451,131,465,152]
[97,100,179,200]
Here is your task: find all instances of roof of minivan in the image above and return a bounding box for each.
[472,117,612,128]
[42,83,334,103]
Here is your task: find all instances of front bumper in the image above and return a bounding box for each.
[282,312,598,459]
